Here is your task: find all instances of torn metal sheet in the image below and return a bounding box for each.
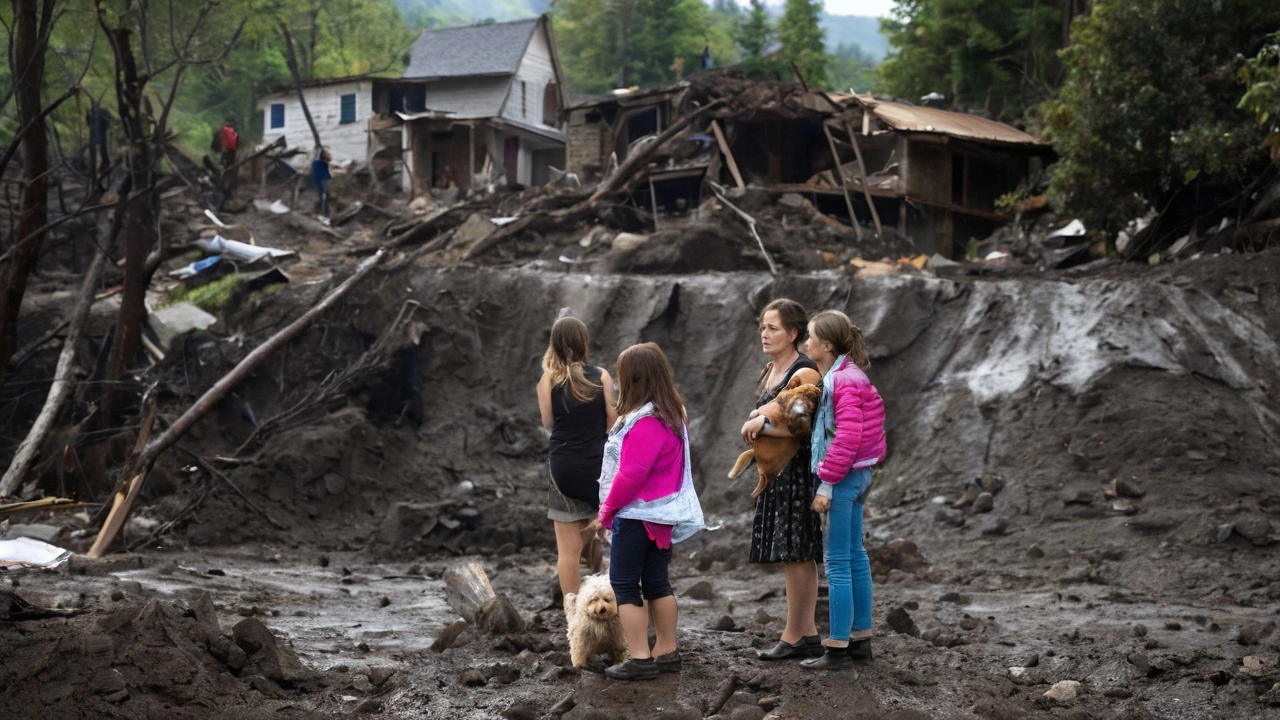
[196,234,295,262]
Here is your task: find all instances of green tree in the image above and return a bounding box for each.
[738,0,770,59]
[553,0,617,94]
[1043,0,1280,231]
[776,0,827,87]
[1239,31,1280,166]
[828,42,876,94]
[877,0,1063,120]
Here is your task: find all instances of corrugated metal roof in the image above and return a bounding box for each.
[403,18,538,80]
[839,94,1047,147]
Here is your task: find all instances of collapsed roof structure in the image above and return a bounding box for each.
[564,71,1052,257]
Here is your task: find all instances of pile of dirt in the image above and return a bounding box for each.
[0,587,338,719]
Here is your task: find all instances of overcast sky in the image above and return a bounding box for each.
[821,0,896,16]
[746,0,897,17]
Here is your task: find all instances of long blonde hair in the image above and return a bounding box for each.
[542,316,602,402]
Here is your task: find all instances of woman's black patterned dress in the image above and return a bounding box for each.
[749,356,824,563]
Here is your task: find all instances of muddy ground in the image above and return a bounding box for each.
[3,191,1280,719]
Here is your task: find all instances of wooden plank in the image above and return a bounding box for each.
[86,473,144,559]
[649,176,661,231]
[822,123,864,241]
[841,120,883,237]
[709,120,744,189]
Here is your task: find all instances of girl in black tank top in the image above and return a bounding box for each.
[536,317,618,597]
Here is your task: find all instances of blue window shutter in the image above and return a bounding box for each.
[340,94,356,124]
[270,103,285,129]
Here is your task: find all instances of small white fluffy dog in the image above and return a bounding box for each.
[564,574,627,668]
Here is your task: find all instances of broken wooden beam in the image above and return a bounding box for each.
[709,120,744,189]
[841,119,883,237]
[822,123,864,241]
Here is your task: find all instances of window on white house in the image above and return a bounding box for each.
[340,94,356,124]
[269,103,285,129]
[521,81,527,117]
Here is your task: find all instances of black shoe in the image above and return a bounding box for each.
[654,651,682,673]
[757,635,823,661]
[800,645,854,670]
[605,657,659,680]
[848,638,873,662]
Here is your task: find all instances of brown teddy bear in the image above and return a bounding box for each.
[728,369,823,498]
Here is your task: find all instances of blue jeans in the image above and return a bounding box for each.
[609,518,672,607]
[826,468,873,639]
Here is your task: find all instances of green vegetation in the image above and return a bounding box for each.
[1042,0,1280,231]
[166,274,245,315]
[828,42,876,94]
[877,0,1063,121]
[776,0,827,88]
[1,0,415,158]
[1239,31,1280,167]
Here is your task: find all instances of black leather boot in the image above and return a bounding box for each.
[799,645,853,670]
[848,637,873,662]
[757,634,823,660]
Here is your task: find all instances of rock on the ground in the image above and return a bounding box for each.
[478,594,525,634]
[232,617,310,684]
[885,606,920,637]
[683,580,715,600]
[1236,621,1276,646]
[367,666,395,687]
[934,508,966,527]
[1044,680,1082,704]
[730,705,766,720]
[868,538,927,579]
[711,614,739,631]
[1232,514,1275,545]
[432,618,469,652]
[980,516,1009,535]
[502,700,538,720]
[458,668,486,686]
[973,492,994,513]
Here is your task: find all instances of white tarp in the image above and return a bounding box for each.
[0,537,73,569]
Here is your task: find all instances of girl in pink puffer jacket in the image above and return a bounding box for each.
[800,310,886,671]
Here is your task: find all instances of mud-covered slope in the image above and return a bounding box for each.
[177,250,1280,568]
[380,251,1279,508]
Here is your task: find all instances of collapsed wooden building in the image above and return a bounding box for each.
[564,72,1051,257]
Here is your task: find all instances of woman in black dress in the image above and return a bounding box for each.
[537,316,617,596]
[739,299,825,660]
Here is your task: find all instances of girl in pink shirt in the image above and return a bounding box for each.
[598,343,702,680]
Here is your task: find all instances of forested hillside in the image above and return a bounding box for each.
[393,0,551,27]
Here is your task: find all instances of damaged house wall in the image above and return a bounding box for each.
[374,15,568,193]
[257,76,374,164]
[563,72,1052,257]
